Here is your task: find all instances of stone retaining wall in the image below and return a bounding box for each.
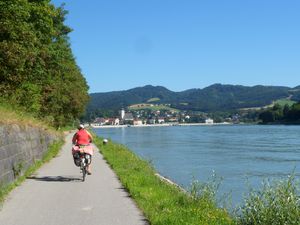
[0,124,59,186]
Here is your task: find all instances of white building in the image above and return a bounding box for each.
[205,118,214,124]
[133,120,143,126]
[108,118,120,125]
[158,118,165,124]
[120,109,125,120]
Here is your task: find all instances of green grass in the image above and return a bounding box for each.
[180,102,189,106]
[0,139,64,205]
[0,100,59,134]
[0,101,39,125]
[129,104,179,112]
[274,98,296,107]
[93,135,233,225]
[147,98,160,103]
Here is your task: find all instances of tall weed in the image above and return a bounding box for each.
[237,175,300,225]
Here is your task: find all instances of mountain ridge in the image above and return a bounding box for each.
[87,84,300,116]
[89,83,299,95]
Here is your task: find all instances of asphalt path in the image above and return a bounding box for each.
[0,133,147,225]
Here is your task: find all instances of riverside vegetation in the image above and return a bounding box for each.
[259,102,300,124]
[93,134,300,225]
[0,0,89,128]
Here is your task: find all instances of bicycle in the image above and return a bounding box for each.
[73,150,92,182]
[79,152,92,181]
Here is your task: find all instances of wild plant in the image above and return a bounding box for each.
[237,175,300,225]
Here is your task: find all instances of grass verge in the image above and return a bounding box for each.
[0,139,64,205]
[93,135,233,225]
[0,100,60,136]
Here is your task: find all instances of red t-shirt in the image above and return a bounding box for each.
[74,129,91,145]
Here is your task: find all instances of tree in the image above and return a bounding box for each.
[0,0,89,127]
[259,111,275,123]
[286,103,300,122]
[283,104,290,118]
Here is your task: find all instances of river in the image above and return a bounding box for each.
[93,125,300,206]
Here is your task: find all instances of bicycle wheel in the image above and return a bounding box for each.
[82,166,86,182]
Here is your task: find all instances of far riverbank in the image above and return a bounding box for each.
[90,122,232,129]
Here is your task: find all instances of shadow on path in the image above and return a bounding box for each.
[27,176,82,182]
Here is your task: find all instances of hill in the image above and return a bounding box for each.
[86,84,300,118]
[88,85,175,110]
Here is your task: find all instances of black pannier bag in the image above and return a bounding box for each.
[73,152,81,167]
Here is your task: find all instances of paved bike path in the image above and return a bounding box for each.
[0,133,147,225]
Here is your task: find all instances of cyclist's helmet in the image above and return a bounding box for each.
[78,124,84,130]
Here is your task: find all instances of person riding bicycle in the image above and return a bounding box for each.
[72,124,93,174]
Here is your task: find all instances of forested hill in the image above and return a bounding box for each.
[88,84,300,113]
[0,1,89,128]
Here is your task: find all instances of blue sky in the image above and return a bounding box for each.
[52,0,300,93]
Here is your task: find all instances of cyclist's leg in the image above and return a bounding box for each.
[87,154,92,174]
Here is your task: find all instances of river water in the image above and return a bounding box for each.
[93,125,300,206]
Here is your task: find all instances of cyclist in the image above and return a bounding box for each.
[72,124,93,174]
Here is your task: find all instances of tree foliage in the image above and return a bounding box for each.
[259,102,300,124]
[0,0,89,127]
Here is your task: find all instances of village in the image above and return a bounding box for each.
[90,108,217,127]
